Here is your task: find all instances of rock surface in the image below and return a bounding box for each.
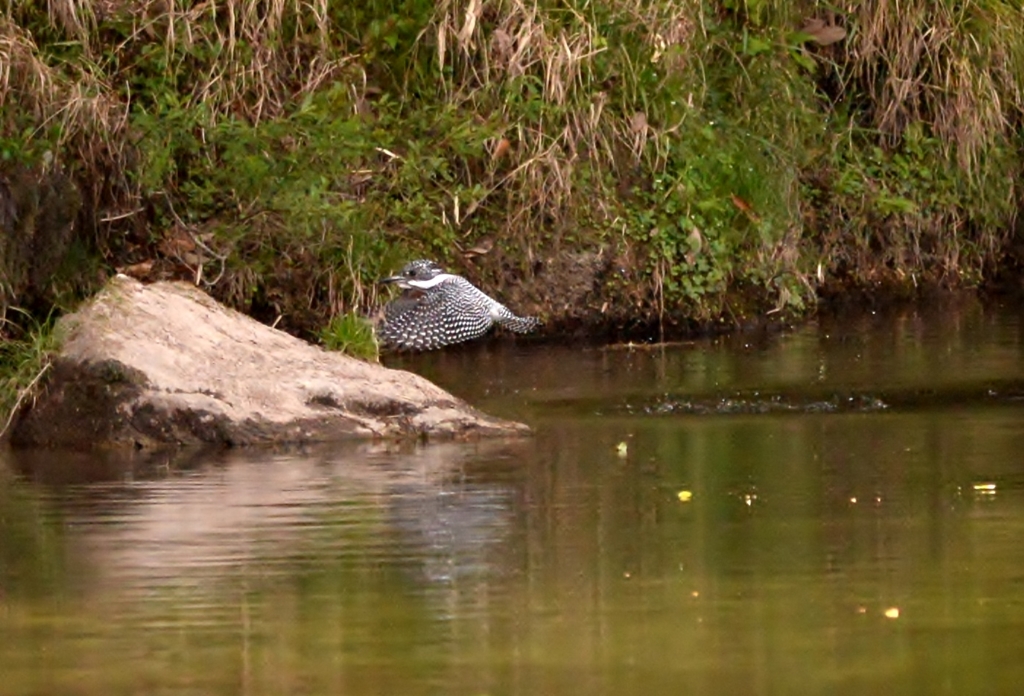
[12,276,528,448]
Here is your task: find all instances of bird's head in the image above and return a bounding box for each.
[379,259,449,290]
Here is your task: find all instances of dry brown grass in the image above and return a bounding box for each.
[1,0,355,158]
[0,15,127,150]
[428,0,702,255]
[847,0,1024,175]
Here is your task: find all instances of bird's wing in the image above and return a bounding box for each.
[495,312,540,334]
[378,284,492,350]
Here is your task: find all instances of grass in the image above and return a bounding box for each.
[0,0,1022,350]
[320,312,380,362]
[0,311,61,440]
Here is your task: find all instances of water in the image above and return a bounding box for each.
[3,299,1024,695]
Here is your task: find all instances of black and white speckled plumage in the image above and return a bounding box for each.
[377,259,539,351]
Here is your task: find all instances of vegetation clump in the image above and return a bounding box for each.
[321,312,380,362]
[0,311,60,438]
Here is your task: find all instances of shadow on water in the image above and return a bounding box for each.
[3,300,1024,695]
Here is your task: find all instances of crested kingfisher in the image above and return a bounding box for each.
[377,259,539,351]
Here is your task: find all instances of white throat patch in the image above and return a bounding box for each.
[407,273,457,290]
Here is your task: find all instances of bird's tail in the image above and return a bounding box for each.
[496,313,541,334]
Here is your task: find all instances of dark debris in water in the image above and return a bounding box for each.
[633,393,890,416]
[617,381,1024,417]
[539,380,1024,419]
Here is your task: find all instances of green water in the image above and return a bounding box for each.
[3,301,1024,695]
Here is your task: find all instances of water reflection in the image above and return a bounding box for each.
[6,441,525,596]
[3,302,1024,695]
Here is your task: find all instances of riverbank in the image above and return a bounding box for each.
[1,2,1023,394]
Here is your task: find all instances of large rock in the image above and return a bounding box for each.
[12,276,528,448]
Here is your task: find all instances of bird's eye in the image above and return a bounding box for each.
[405,269,414,277]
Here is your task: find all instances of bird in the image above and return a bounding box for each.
[376,259,539,351]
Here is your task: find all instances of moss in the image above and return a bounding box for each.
[92,359,149,386]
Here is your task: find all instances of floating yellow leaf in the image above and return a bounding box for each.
[884,607,900,619]
[616,441,628,457]
[677,490,693,502]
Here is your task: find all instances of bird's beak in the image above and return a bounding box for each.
[378,274,403,285]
